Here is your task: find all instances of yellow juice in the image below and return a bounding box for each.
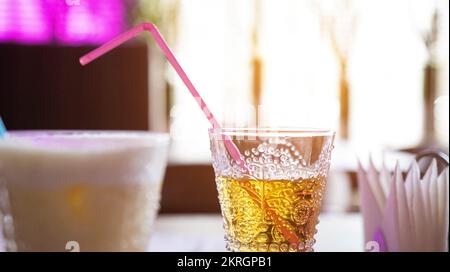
[216,175,326,252]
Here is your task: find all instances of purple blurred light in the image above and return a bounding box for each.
[0,0,126,45]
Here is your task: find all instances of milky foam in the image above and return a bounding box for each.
[0,131,170,188]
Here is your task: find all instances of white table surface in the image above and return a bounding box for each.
[148,213,364,252]
[1,213,364,252]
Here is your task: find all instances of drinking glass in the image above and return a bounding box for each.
[209,128,335,252]
[0,131,169,252]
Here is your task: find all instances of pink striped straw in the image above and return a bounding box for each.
[79,22,245,168]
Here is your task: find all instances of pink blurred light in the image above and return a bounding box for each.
[0,0,126,45]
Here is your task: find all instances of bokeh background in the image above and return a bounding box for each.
[0,0,448,213]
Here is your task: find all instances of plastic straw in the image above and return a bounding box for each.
[79,22,300,245]
[80,23,245,167]
[0,117,6,137]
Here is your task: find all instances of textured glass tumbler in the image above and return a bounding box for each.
[0,131,169,252]
[209,128,335,252]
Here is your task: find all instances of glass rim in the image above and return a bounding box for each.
[208,127,335,137]
[3,130,169,139]
[0,130,170,151]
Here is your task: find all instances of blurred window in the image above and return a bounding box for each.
[167,0,449,163]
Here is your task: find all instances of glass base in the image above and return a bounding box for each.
[225,238,316,252]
